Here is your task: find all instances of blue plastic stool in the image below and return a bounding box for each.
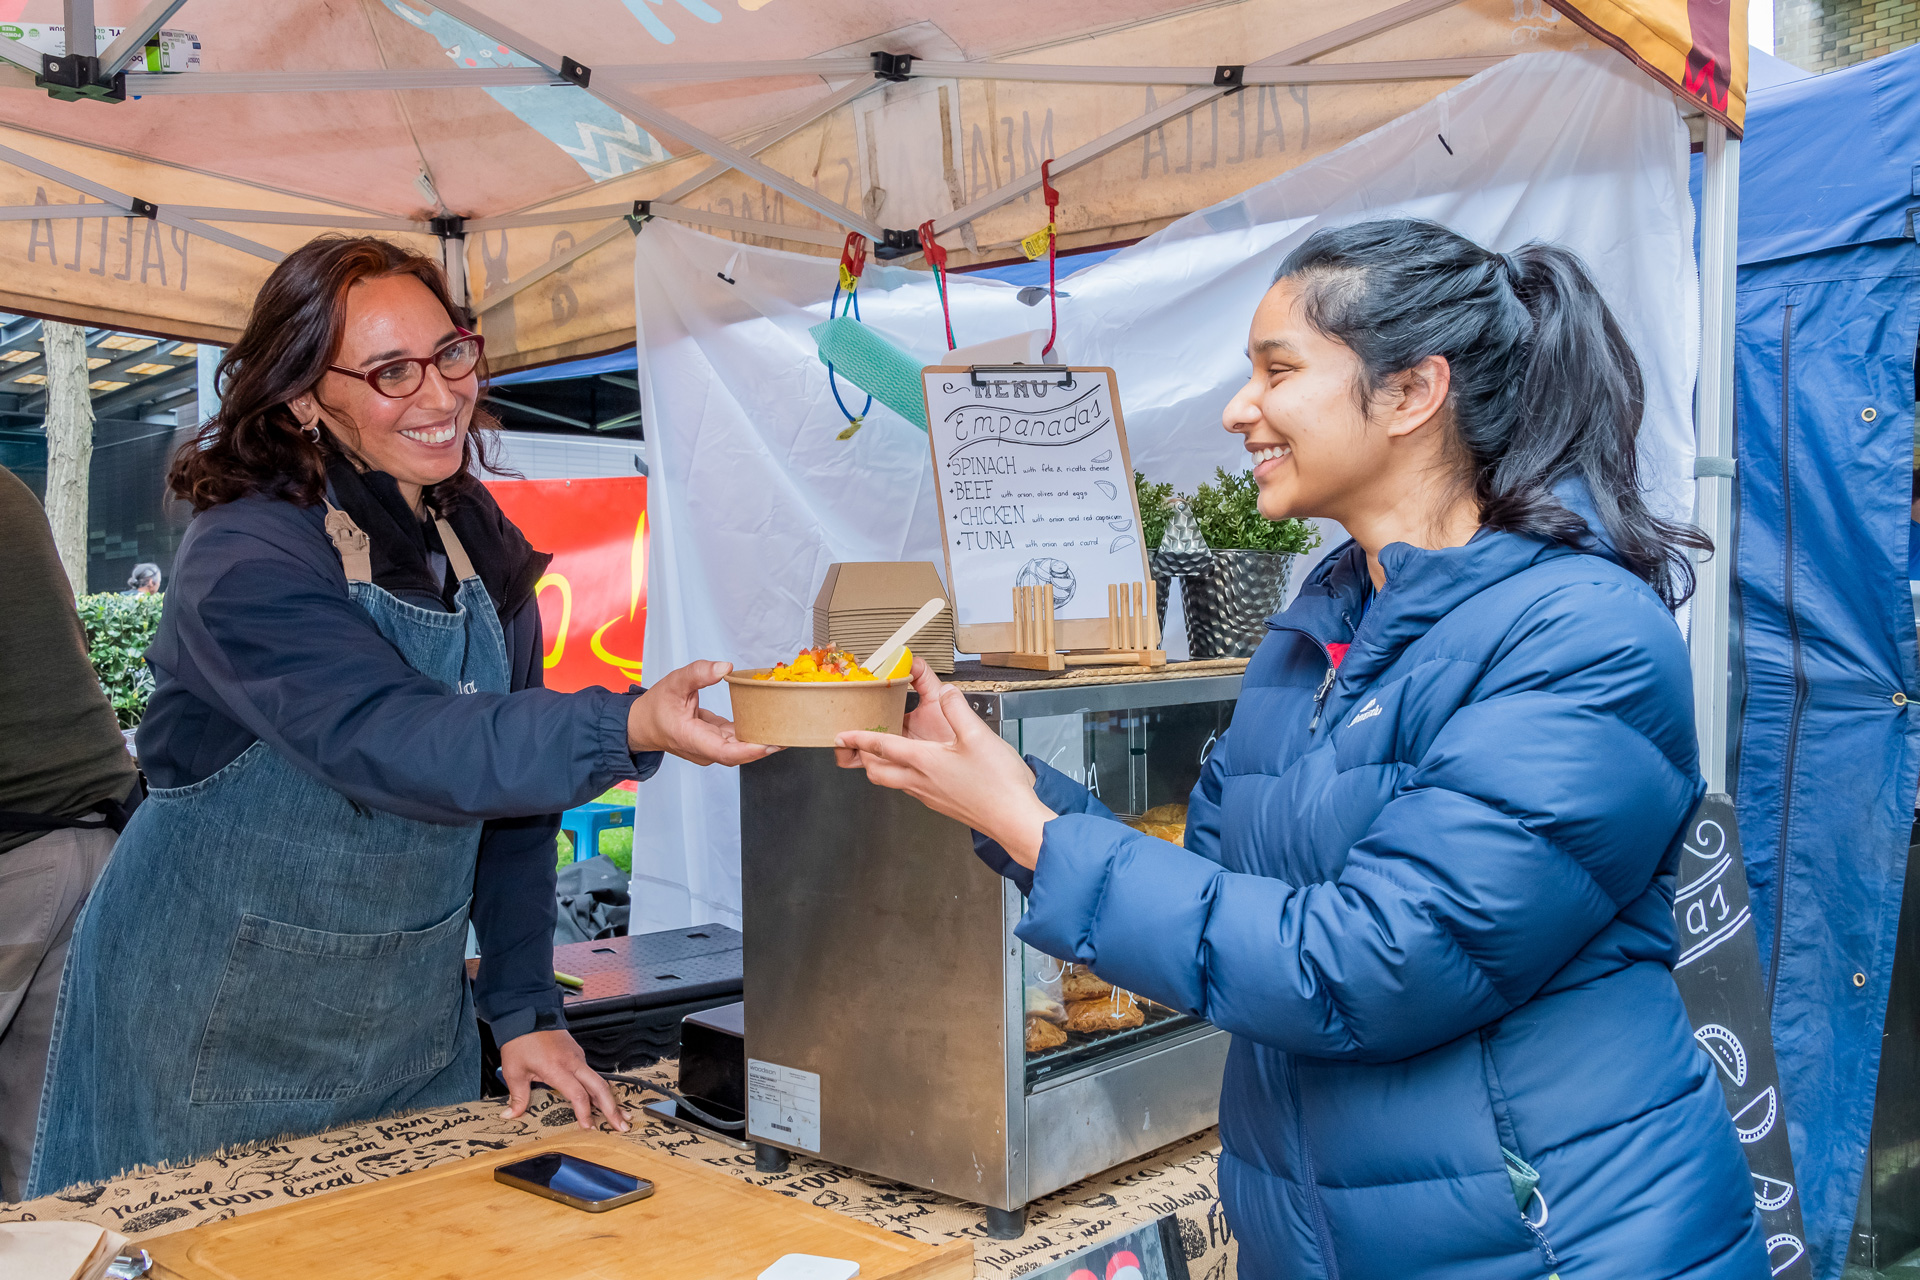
[559,800,634,862]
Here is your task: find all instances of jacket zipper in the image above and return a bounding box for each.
[1768,302,1805,1002]
[1286,1065,1343,1279]
[1483,1031,1559,1269]
[1271,623,1341,733]
[1307,664,1337,731]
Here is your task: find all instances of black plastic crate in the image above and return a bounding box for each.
[475,923,743,1088]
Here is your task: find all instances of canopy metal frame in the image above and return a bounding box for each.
[0,0,1744,779]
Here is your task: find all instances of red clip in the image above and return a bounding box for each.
[917,220,946,271]
[1040,158,1059,217]
[838,231,868,281]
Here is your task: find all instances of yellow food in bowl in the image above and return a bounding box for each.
[760,646,912,682]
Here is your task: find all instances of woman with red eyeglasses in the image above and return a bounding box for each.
[24,237,772,1197]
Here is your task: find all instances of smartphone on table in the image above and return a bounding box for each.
[494,1152,655,1212]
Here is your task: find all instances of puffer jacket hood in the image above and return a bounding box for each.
[1000,497,1768,1279]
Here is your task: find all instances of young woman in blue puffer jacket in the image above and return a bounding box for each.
[838,219,1769,1279]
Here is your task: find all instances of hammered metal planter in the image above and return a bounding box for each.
[1181,549,1293,659]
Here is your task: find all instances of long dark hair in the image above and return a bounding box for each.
[1276,218,1709,607]
[169,235,506,512]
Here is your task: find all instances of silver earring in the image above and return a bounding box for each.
[302,423,321,443]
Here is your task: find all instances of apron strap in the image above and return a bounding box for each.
[433,517,480,584]
[321,500,373,583]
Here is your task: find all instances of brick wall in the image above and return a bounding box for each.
[1776,0,1920,70]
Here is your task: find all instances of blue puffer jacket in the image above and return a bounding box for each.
[999,489,1768,1279]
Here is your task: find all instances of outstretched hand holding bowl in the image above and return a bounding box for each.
[834,658,1055,868]
[627,660,781,767]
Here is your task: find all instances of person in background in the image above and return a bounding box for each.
[124,563,162,596]
[0,465,141,1202]
[26,235,772,1198]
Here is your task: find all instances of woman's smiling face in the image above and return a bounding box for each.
[306,272,477,493]
[1222,277,1393,526]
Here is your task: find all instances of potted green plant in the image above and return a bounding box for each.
[1157,467,1320,659]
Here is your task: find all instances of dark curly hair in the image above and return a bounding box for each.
[169,235,507,512]
[1277,218,1711,608]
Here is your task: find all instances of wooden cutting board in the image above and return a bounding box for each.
[142,1131,973,1280]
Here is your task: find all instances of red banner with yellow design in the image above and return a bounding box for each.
[1556,0,1748,133]
[486,476,648,693]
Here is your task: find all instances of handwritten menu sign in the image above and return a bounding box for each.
[923,366,1153,654]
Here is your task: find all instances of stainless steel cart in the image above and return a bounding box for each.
[739,667,1242,1236]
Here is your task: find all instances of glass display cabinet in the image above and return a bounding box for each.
[739,668,1240,1237]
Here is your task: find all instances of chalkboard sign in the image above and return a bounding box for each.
[922,366,1154,654]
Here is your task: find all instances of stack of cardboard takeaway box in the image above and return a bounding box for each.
[812,562,955,674]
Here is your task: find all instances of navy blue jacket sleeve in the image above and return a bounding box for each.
[1015,581,1701,1064]
[972,751,1232,899]
[473,595,664,1043]
[166,516,656,823]
[971,758,1116,895]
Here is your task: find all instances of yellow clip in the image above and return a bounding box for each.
[1021,223,1055,261]
[838,264,857,292]
[836,416,866,440]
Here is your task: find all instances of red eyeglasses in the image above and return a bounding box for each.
[328,332,484,399]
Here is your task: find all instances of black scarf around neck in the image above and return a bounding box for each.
[324,456,549,619]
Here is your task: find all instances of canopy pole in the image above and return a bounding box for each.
[931,0,1463,236]
[485,73,882,230]
[100,0,188,77]
[429,0,882,240]
[1692,120,1741,793]
[63,0,96,58]
[0,139,285,262]
[656,74,881,207]
[441,231,468,312]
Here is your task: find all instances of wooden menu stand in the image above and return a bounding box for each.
[980,582,1166,671]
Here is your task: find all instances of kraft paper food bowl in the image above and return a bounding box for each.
[724,670,913,748]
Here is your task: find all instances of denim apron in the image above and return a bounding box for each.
[26,503,508,1197]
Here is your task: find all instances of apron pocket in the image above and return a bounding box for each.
[191,900,470,1105]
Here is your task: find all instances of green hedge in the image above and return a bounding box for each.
[76,593,163,728]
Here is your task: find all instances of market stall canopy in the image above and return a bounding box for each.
[0,0,1743,370]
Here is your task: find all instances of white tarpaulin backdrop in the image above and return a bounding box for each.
[629,49,1697,931]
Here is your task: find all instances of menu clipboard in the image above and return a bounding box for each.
[923,365,1154,654]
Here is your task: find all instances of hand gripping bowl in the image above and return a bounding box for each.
[723,669,914,748]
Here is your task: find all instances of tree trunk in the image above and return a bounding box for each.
[42,320,95,597]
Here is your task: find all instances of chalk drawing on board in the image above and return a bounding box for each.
[1091,449,1113,464]
[1753,1175,1795,1212]
[1016,558,1077,609]
[1693,1025,1748,1087]
[1110,536,1136,555]
[1732,1086,1777,1143]
[1095,481,1118,500]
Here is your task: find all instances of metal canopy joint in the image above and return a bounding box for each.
[38,53,125,103]
[430,214,466,238]
[128,196,157,219]
[870,52,914,83]
[560,56,591,88]
[1213,65,1246,93]
[874,227,921,260]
